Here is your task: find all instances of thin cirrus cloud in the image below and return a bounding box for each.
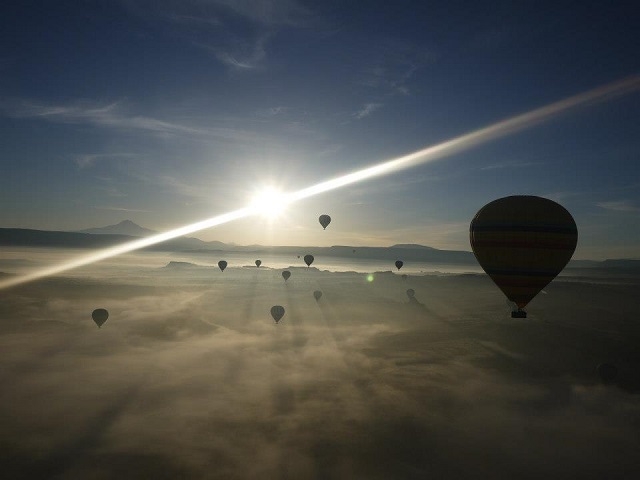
[210,0,312,27]
[129,0,313,71]
[354,102,382,119]
[596,200,640,213]
[194,34,270,70]
[479,160,538,170]
[95,206,152,213]
[4,99,263,144]
[74,153,142,169]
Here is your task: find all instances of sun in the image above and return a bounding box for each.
[249,187,289,219]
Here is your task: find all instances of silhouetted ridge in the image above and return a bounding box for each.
[79,220,156,237]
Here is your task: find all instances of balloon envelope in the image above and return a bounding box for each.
[270,305,285,323]
[406,288,415,299]
[282,270,291,281]
[319,214,331,229]
[92,308,109,328]
[470,196,577,309]
[255,260,262,267]
[218,260,227,272]
[304,254,314,267]
[597,363,618,384]
[395,260,403,270]
[313,290,322,301]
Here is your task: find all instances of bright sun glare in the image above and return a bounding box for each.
[249,187,289,219]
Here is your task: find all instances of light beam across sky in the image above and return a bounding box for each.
[0,76,637,291]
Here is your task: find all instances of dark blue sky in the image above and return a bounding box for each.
[1,1,638,258]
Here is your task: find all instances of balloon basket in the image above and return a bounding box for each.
[511,310,527,318]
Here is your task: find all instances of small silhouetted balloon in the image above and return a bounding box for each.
[406,289,415,299]
[597,363,618,384]
[352,249,356,254]
[271,305,285,323]
[395,260,403,270]
[313,290,322,301]
[255,260,262,267]
[218,260,227,272]
[304,254,314,267]
[319,214,331,230]
[282,270,291,281]
[297,255,300,259]
[92,308,109,328]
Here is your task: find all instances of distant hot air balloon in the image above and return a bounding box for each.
[255,260,262,268]
[319,214,331,230]
[395,260,403,270]
[304,254,314,267]
[596,363,618,384]
[313,290,322,301]
[352,249,356,254]
[218,260,227,272]
[282,270,291,282]
[406,288,415,299]
[92,308,109,328]
[470,196,578,318]
[270,305,285,324]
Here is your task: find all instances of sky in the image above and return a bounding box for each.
[1,0,638,259]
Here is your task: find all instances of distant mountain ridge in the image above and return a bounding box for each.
[1,223,637,268]
[0,222,475,263]
[79,220,156,237]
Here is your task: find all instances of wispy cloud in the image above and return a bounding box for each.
[74,153,141,169]
[255,105,287,117]
[3,99,262,144]
[94,206,152,213]
[480,160,538,170]
[349,40,434,123]
[597,200,640,213]
[357,40,434,97]
[354,102,382,119]
[207,0,312,27]
[125,0,313,72]
[194,33,270,70]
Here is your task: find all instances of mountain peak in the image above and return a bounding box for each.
[79,220,156,237]
[116,220,138,226]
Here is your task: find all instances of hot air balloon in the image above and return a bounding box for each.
[313,290,322,301]
[270,305,285,324]
[596,363,618,384]
[282,270,291,282]
[406,288,415,299]
[469,196,577,318]
[218,260,227,272]
[395,260,403,270]
[255,260,262,268]
[319,214,331,230]
[304,254,314,267]
[92,308,109,328]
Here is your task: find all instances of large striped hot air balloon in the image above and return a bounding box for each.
[470,196,577,318]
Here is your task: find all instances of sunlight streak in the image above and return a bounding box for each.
[1,75,637,290]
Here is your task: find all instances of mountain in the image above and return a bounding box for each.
[79,220,156,237]
[0,226,475,262]
[390,244,437,250]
